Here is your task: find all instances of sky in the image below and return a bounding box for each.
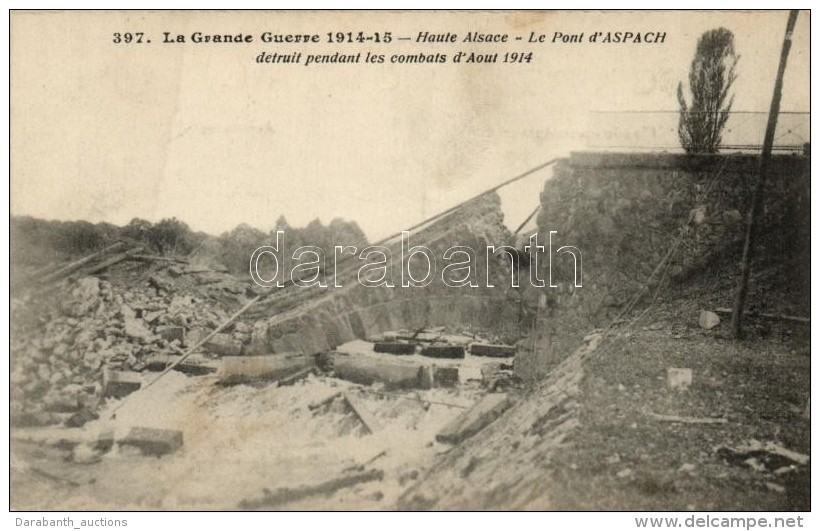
[10,10,810,241]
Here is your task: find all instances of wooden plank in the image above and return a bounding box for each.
[128,254,190,264]
[436,393,513,444]
[278,366,315,386]
[41,242,125,283]
[714,307,809,325]
[649,412,728,424]
[308,391,342,411]
[73,246,145,278]
[342,392,383,434]
[238,469,384,510]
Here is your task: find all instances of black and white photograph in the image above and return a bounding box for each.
[7,8,812,517]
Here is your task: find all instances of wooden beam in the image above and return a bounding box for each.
[238,469,384,509]
[342,392,382,434]
[715,307,809,324]
[40,242,125,283]
[436,393,513,444]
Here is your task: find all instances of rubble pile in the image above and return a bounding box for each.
[10,260,255,428]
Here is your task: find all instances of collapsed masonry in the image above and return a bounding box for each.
[10,192,540,429]
[243,193,527,354]
[11,152,808,509]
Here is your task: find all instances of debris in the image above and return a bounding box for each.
[238,468,384,510]
[332,353,425,389]
[716,440,809,472]
[308,391,343,411]
[765,482,786,493]
[420,345,465,359]
[41,242,126,284]
[666,368,693,391]
[130,254,189,264]
[480,362,513,384]
[431,366,459,388]
[121,305,155,342]
[279,366,315,385]
[42,389,81,413]
[143,354,217,376]
[691,205,707,225]
[713,307,810,325]
[470,343,516,358]
[81,247,144,277]
[204,333,243,357]
[118,426,183,457]
[373,342,416,355]
[148,275,174,292]
[64,407,99,428]
[61,277,101,317]
[722,209,743,223]
[678,463,696,473]
[72,443,104,464]
[142,310,164,324]
[745,458,767,472]
[28,465,81,487]
[342,392,383,434]
[699,310,721,330]
[343,450,388,473]
[649,412,727,424]
[217,354,314,385]
[102,369,142,398]
[616,468,634,479]
[436,393,513,444]
[156,325,185,343]
[757,442,809,465]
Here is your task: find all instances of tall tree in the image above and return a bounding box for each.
[677,28,739,154]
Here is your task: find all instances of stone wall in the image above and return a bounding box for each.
[526,151,809,365]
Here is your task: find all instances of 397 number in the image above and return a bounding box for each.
[113,32,146,44]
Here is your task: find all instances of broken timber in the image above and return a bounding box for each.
[714,307,809,325]
[649,412,728,424]
[238,468,384,510]
[342,392,383,434]
[40,242,125,283]
[436,393,513,444]
[77,246,146,278]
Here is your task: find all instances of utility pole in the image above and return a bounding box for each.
[731,10,800,338]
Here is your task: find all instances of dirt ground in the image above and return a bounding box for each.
[544,320,810,511]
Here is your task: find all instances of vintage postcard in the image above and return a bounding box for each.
[9,9,810,514]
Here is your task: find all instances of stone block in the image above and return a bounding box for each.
[217,354,314,385]
[118,427,183,457]
[420,345,465,359]
[102,369,142,398]
[470,343,516,358]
